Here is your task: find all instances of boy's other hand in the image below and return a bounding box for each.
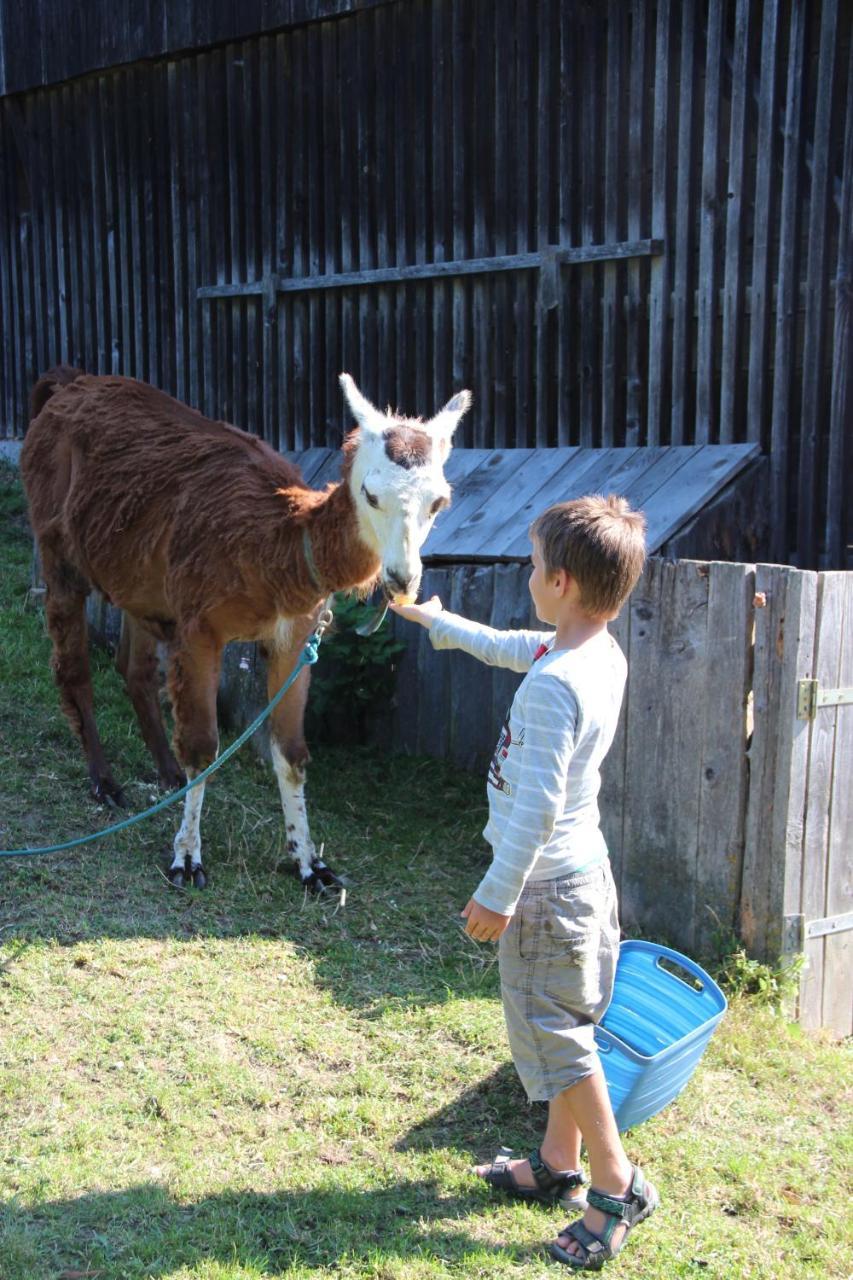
[461,897,512,942]
[388,594,443,627]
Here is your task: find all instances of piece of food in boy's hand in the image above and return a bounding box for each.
[392,592,417,606]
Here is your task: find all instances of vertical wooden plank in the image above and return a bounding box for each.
[621,559,710,952]
[624,0,649,448]
[670,0,698,445]
[35,91,58,370]
[579,7,599,447]
[825,39,853,570]
[227,45,245,424]
[0,112,16,430]
[694,560,754,955]
[47,89,70,367]
[741,565,818,963]
[168,60,186,402]
[183,55,201,409]
[601,0,625,448]
[646,0,672,447]
[197,52,214,416]
[768,2,806,562]
[556,0,577,446]
[695,0,724,445]
[258,35,275,442]
[798,572,846,1028]
[746,0,781,450]
[112,68,132,377]
[797,0,839,568]
[275,31,292,450]
[450,0,469,423]
[600,597,631,897]
[719,0,753,444]
[821,574,853,1036]
[26,96,48,382]
[430,0,451,425]
[243,39,260,437]
[533,0,556,447]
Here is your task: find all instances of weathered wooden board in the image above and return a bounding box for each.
[741,566,818,962]
[821,574,853,1037]
[619,558,712,951]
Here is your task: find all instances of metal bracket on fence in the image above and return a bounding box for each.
[783,912,853,952]
[796,678,853,720]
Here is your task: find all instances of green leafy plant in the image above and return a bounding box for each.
[306,592,407,745]
[709,921,805,1012]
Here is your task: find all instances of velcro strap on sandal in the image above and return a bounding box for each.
[563,1221,607,1256]
[586,1188,633,1219]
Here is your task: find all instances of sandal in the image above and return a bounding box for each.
[479,1146,587,1209]
[549,1164,659,1269]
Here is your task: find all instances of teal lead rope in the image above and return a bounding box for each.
[0,614,332,860]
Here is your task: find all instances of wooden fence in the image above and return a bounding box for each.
[374,558,852,1036]
[1,0,850,569]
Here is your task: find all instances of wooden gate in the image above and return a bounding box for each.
[742,568,852,1035]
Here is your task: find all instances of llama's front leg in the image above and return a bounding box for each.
[267,629,343,894]
[166,628,222,889]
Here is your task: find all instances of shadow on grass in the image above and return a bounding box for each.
[396,1061,547,1159]
[0,1179,542,1280]
[0,743,501,1014]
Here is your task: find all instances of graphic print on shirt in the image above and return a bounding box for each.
[486,643,550,794]
[488,711,524,793]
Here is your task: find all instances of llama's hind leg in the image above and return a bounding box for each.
[267,630,343,894]
[41,553,126,807]
[166,628,222,888]
[116,614,186,790]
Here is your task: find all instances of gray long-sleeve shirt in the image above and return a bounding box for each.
[429,611,627,915]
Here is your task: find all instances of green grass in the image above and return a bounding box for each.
[1,458,851,1280]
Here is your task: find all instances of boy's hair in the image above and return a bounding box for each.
[530,494,646,617]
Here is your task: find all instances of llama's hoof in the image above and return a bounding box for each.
[159,763,187,791]
[301,861,345,895]
[192,863,208,890]
[167,865,186,889]
[91,775,127,808]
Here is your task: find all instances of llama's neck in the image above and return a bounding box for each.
[304,478,379,594]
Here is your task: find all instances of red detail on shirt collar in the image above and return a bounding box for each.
[533,643,550,662]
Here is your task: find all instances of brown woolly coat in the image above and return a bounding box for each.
[22,373,379,645]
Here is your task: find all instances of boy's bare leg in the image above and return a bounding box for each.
[475,1108,582,1185]
[551,1067,634,1257]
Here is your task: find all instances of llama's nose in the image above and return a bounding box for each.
[385,568,417,598]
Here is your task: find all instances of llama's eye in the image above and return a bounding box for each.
[430,497,447,516]
[362,485,380,509]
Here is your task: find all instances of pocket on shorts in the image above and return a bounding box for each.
[524,873,608,962]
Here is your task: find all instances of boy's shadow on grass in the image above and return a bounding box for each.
[396,1060,546,1159]
[0,1179,542,1280]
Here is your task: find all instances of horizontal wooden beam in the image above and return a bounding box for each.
[196,240,664,300]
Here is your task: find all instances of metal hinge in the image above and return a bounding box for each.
[796,679,853,720]
[783,912,853,951]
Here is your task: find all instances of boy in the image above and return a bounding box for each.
[390,494,657,1270]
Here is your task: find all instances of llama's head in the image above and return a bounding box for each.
[339,373,471,602]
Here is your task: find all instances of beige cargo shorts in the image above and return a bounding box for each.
[497,862,620,1102]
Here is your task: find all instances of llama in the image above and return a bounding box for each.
[21,369,470,890]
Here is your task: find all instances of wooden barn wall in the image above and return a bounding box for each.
[0,0,850,569]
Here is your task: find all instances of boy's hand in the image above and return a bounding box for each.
[388,594,443,628]
[461,897,512,942]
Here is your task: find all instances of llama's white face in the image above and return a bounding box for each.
[339,374,471,602]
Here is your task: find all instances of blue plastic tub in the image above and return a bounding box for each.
[596,940,727,1131]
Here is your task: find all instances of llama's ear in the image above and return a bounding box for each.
[427,389,471,462]
[339,372,385,435]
